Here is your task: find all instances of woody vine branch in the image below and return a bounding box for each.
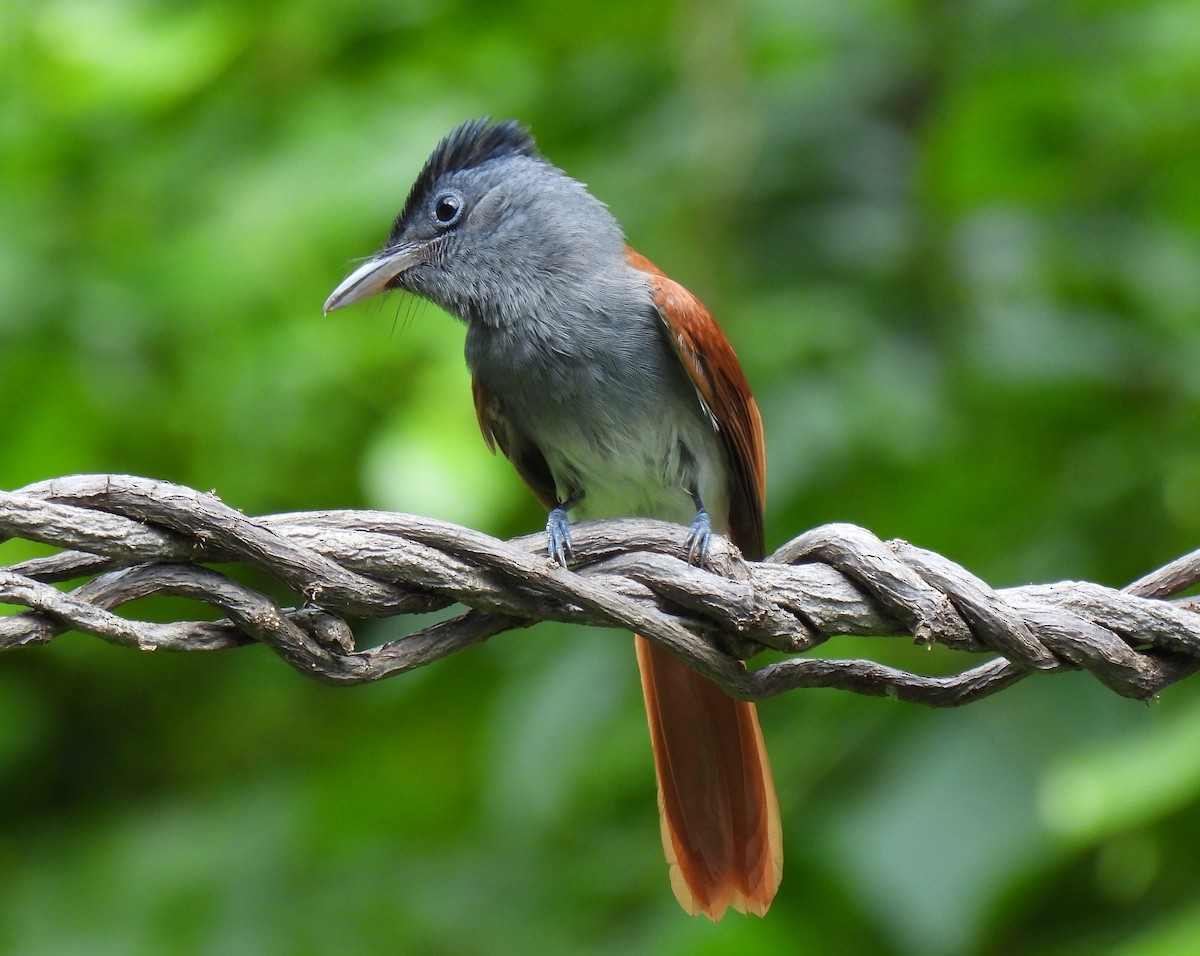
[3,475,1200,706]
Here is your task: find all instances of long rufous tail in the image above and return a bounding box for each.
[635,635,783,919]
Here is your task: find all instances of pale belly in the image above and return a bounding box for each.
[540,408,730,531]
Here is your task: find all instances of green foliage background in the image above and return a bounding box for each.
[3,0,1200,952]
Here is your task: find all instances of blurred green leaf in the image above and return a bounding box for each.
[1041,696,1200,843]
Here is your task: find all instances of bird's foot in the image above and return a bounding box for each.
[686,507,712,566]
[546,505,574,566]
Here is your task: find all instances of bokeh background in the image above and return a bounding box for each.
[3,0,1200,953]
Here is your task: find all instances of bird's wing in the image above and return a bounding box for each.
[626,248,766,559]
[472,375,559,511]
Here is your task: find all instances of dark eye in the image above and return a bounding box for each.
[433,193,463,226]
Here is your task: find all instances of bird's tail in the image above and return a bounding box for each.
[635,635,783,919]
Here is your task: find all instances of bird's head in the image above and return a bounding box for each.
[323,118,625,326]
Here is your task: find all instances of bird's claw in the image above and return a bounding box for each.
[547,506,573,566]
[686,508,712,565]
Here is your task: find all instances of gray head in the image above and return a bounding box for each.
[323,118,627,326]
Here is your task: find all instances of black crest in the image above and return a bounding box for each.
[399,118,539,224]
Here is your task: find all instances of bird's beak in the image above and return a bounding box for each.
[323,244,422,315]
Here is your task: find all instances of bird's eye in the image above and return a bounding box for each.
[433,193,463,226]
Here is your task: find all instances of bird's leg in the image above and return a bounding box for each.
[686,490,712,566]
[546,490,583,567]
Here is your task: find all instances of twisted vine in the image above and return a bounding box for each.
[3,475,1199,706]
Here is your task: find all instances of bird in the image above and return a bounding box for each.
[324,118,782,919]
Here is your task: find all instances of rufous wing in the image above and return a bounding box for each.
[626,248,766,560]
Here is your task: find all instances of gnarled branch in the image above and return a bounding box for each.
[3,474,1199,706]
